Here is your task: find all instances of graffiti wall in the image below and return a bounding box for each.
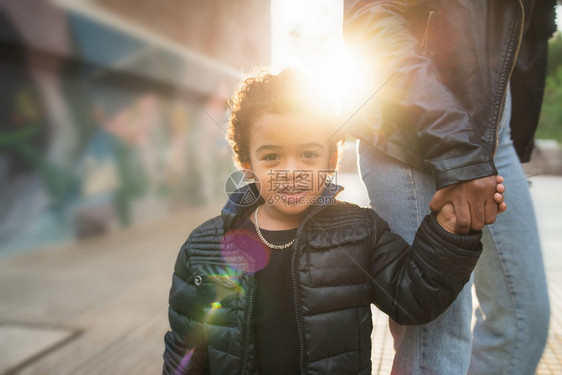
[0,0,270,254]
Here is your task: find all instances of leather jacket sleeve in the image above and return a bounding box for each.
[343,0,497,189]
[368,209,482,324]
[163,238,209,375]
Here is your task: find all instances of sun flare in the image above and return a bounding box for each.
[271,0,369,116]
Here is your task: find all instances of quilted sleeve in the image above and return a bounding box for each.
[163,237,209,375]
[368,209,481,324]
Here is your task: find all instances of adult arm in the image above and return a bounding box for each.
[343,0,497,187]
[344,0,500,231]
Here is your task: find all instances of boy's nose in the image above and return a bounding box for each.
[283,158,300,176]
[285,165,312,188]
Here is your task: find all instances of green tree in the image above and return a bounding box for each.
[536,64,562,143]
[536,32,562,143]
[547,32,562,76]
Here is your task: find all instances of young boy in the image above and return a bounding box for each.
[162,70,506,375]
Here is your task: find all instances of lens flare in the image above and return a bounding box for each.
[271,0,371,117]
[221,229,271,273]
[176,348,195,375]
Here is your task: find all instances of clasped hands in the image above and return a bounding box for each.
[432,175,507,234]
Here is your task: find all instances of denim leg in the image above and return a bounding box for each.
[358,141,473,375]
[468,119,550,374]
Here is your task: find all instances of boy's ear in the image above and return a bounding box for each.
[328,150,339,171]
[242,162,254,179]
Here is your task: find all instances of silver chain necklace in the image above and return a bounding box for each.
[254,205,295,250]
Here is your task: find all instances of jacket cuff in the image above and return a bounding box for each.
[433,162,497,190]
[427,213,482,250]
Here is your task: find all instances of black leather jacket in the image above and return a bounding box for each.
[344,0,556,189]
[163,184,482,374]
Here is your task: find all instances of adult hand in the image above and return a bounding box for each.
[430,175,498,234]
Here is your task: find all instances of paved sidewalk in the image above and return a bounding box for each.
[0,176,560,374]
[0,203,223,375]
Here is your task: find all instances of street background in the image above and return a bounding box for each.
[1,1,561,374]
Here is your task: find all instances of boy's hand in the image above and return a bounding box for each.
[436,202,457,233]
[495,175,507,213]
[437,175,506,234]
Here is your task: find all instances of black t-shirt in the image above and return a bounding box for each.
[240,218,299,374]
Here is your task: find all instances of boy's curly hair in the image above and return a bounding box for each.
[227,69,341,169]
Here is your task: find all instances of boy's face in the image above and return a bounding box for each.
[244,113,337,226]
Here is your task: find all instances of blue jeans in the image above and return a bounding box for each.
[358,95,550,374]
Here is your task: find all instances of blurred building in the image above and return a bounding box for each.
[0,0,271,254]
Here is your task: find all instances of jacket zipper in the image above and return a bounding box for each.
[291,204,329,375]
[238,193,336,373]
[493,0,525,157]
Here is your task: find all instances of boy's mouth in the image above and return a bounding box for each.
[276,181,312,193]
[273,186,307,198]
[280,191,304,196]
[276,187,306,195]
[277,191,306,204]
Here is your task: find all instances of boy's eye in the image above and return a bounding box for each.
[262,153,280,161]
[302,151,319,159]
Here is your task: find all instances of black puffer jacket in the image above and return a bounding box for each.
[343,0,556,188]
[163,184,482,374]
